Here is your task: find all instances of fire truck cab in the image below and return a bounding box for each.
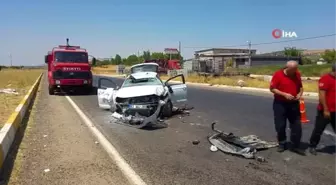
[45,38,96,95]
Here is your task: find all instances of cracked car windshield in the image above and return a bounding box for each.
[54,51,88,63]
[122,77,163,87]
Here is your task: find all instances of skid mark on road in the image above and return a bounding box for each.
[65,96,147,185]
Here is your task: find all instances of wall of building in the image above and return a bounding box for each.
[195,50,214,61]
[212,49,256,55]
[183,60,193,71]
[196,48,257,55]
[196,50,214,56]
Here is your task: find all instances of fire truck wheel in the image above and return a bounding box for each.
[48,85,55,95]
[84,87,93,95]
[162,100,173,117]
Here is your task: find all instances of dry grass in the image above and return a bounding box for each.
[92,65,117,74]
[160,74,318,93]
[92,65,131,75]
[240,64,333,77]
[0,69,43,127]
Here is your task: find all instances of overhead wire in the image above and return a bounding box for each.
[183,34,336,49]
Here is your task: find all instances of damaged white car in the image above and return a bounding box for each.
[97,63,188,128]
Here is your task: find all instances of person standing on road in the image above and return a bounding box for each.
[270,60,305,155]
[309,64,336,155]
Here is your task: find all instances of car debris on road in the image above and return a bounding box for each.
[97,63,189,129]
[208,122,278,160]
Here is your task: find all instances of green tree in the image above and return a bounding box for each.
[284,47,302,57]
[226,58,234,67]
[111,50,185,66]
[114,54,122,65]
[301,57,313,65]
[321,49,336,63]
[143,50,151,60]
[151,52,165,59]
[122,58,127,64]
[110,57,115,65]
[126,54,139,65]
[164,53,183,60]
[138,55,144,62]
[95,59,110,67]
[149,52,184,60]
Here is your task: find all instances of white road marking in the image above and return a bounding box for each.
[323,130,336,138]
[65,96,147,185]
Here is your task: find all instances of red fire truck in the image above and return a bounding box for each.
[45,39,96,95]
[144,59,181,74]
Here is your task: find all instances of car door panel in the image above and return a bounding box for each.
[97,78,118,109]
[164,74,187,103]
[170,84,187,103]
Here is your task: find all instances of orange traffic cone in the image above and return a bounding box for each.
[300,98,310,124]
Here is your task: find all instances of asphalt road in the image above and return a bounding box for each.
[69,75,335,185]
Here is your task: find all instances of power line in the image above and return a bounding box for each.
[183,33,336,49]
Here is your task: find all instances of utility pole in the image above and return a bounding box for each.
[178,41,181,61]
[247,41,251,66]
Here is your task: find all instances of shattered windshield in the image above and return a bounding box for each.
[122,77,163,88]
[54,51,88,63]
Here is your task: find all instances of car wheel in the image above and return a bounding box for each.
[48,85,55,95]
[162,100,173,118]
[84,87,93,95]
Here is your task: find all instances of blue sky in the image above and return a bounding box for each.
[0,0,335,66]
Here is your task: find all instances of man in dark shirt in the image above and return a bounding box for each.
[309,64,336,155]
[270,61,305,155]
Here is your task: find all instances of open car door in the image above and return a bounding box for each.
[164,74,187,103]
[97,78,118,110]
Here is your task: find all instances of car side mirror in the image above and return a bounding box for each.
[44,55,48,64]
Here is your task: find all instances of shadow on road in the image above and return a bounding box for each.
[0,89,39,185]
[318,145,336,154]
[141,122,168,131]
[54,87,98,96]
[299,142,310,150]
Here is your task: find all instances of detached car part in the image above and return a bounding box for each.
[110,99,167,128]
[208,123,278,159]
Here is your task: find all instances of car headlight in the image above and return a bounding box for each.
[55,80,60,84]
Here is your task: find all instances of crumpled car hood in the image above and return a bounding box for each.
[116,85,165,98]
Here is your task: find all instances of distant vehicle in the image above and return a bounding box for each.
[97,63,188,128]
[144,59,181,74]
[45,38,96,95]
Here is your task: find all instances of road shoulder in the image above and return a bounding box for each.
[5,76,129,185]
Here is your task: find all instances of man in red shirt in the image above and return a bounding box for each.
[309,64,336,155]
[270,61,305,155]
